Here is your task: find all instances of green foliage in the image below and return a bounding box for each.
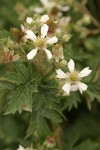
[5,85,33,114]
[0,61,38,114]
[63,112,100,150]
[73,139,99,150]
[0,61,64,141]
[26,92,63,138]
[0,29,11,38]
[62,92,81,111]
[26,112,51,138]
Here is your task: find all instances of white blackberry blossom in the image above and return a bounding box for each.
[56,59,92,94]
[27,24,58,60]
[21,15,49,42]
[21,15,49,33]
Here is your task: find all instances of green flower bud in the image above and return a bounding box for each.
[60,59,67,67]
[62,34,72,42]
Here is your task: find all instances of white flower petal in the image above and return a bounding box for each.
[56,69,67,79]
[70,85,78,91]
[26,30,37,41]
[62,83,71,94]
[79,67,92,78]
[41,15,49,23]
[27,48,38,60]
[21,24,25,31]
[47,36,58,44]
[44,48,52,59]
[68,59,75,73]
[41,24,48,38]
[77,82,88,94]
[26,17,33,24]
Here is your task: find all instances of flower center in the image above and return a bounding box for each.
[68,71,79,83]
[35,38,46,49]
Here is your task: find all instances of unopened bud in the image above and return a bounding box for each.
[83,14,91,24]
[60,59,67,67]
[62,34,72,42]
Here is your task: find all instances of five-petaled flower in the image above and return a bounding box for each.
[26,24,58,60]
[56,59,92,94]
[21,15,49,31]
[21,15,49,41]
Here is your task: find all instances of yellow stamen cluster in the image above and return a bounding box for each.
[35,38,46,49]
[68,71,80,83]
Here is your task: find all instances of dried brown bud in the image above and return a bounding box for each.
[50,6,59,16]
[46,19,57,34]
[53,44,64,62]
[12,28,25,42]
